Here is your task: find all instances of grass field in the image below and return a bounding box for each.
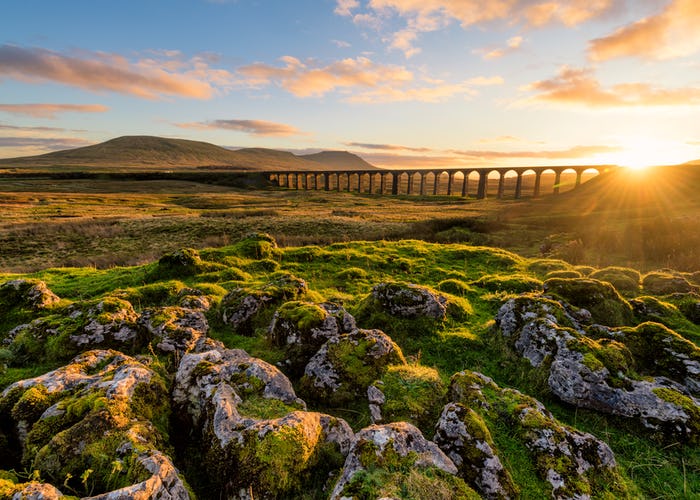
[1,167,698,273]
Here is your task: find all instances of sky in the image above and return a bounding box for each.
[1,0,700,169]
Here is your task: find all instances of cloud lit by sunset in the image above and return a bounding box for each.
[0,0,698,167]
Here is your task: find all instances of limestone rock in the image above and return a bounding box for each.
[138,306,209,354]
[172,345,354,498]
[0,349,189,498]
[173,347,305,430]
[496,296,700,443]
[543,278,634,326]
[370,282,449,319]
[330,422,475,500]
[67,298,140,349]
[220,273,308,335]
[449,371,622,500]
[434,402,517,499]
[301,328,405,405]
[268,301,356,375]
[0,279,60,311]
[5,481,64,499]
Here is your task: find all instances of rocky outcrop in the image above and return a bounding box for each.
[268,301,356,375]
[496,296,700,443]
[449,371,622,500]
[0,349,189,498]
[543,278,634,326]
[172,345,354,498]
[66,298,140,349]
[330,422,478,500]
[0,279,60,311]
[368,364,447,433]
[369,282,449,319]
[138,306,209,354]
[219,273,308,335]
[434,403,517,499]
[301,328,406,405]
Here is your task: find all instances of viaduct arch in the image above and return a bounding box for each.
[268,165,611,199]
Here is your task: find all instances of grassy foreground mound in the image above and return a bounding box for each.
[0,236,698,498]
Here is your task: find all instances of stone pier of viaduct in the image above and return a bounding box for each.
[266,165,615,199]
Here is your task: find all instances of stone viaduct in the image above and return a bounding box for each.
[266,165,615,199]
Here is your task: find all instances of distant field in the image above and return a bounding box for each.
[0,167,698,273]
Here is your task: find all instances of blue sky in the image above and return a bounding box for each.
[2,0,700,168]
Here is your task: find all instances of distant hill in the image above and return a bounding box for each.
[299,150,376,170]
[0,135,378,172]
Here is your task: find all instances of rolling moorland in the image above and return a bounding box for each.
[0,137,698,499]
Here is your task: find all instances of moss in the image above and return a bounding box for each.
[526,259,572,277]
[232,233,281,260]
[543,278,634,326]
[10,385,56,424]
[590,267,641,295]
[545,270,583,279]
[617,322,700,381]
[642,271,694,295]
[243,258,280,273]
[471,274,542,294]
[652,388,700,442]
[436,279,472,296]
[236,395,298,420]
[378,365,447,434]
[275,301,327,332]
[335,267,369,281]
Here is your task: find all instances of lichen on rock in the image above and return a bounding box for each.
[0,349,189,498]
[448,371,624,500]
[330,422,479,500]
[300,328,406,406]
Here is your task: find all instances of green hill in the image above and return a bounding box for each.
[0,135,377,172]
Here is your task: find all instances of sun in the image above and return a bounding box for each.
[610,137,693,170]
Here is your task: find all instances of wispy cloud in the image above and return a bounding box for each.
[351,140,620,168]
[331,39,352,48]
[0,44,234,99]
[0,103,108,118]
[0,123,85,133]
[475,36,524,60]
[238,55,501,102]
[175,119,304,136]
[344,141,434,152]
[238,56,411,98]
[338,0,615,57]
[589,0,700,61]
[0,136,91,152]
[449,144,621,160]
[523,66,700,108]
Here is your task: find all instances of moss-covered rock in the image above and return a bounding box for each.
[354,282,471,337]
[471,274,542,294]
[369,364,446,434]
[218,273,308,335]
[231,232,281,260]
[301,329,406,406]
[613,322,700,394]
[448,371,626,500]
[0,349,189,498]
[642,271,695,295]
[496,296,700,443]
[172,344,353,498]
[433,402,518,499]
[543,278,634,326]
[330,422,478,500]
[138,306,209,354]
[0,279,60,311]
[590,266,641,295]
[268,301,356,376]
